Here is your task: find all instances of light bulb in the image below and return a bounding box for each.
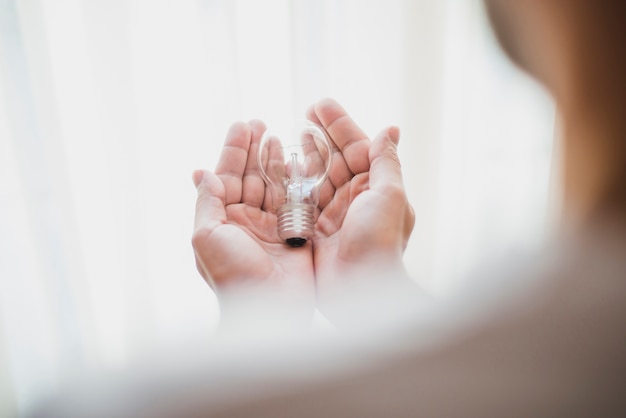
[257,120,333,247]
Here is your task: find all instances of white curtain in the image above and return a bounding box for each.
[0,0,554,415]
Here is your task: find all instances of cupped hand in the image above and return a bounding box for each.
[308,99,415,296]
[192,120,315,302]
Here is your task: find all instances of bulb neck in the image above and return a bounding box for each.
[277,203,315,246]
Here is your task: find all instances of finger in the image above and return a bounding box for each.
[348,172,370,203]
[192,169,227,288]
[298,119,336,210]
[369,126,404,193]
[193,170,227,240]
[313,98,370,175]
[259,135,286,212]
[318,178,335,210]
[306,103,353,190]
[262,185,274,212]
[370,128,415,249]
[301,123,332,180]
[241,119,267,208]
[316,183,351,236]
[215,122,252,205]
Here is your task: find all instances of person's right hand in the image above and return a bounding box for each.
[192,121,315,317]
[308,99,416,307]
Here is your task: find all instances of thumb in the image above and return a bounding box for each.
[193,169,227,236]
[368,126,404,192]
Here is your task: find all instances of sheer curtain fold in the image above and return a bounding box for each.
[431,0,554,292]
[0,0,88,408]
[0,0,554,415]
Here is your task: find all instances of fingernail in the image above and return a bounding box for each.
[192,170,204,188]
[388,126,400,145]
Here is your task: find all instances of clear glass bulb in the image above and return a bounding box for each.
[257,120,332,247]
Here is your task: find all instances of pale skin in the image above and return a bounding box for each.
[192,98,415,318]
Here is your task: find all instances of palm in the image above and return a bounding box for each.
[315,177,378,247]
[314,175,407,286]
[215,203,313,287]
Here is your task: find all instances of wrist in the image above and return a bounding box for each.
[315,257,424,330]
[215,280,316,339]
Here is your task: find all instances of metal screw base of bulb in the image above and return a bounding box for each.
[277,203,315,247]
